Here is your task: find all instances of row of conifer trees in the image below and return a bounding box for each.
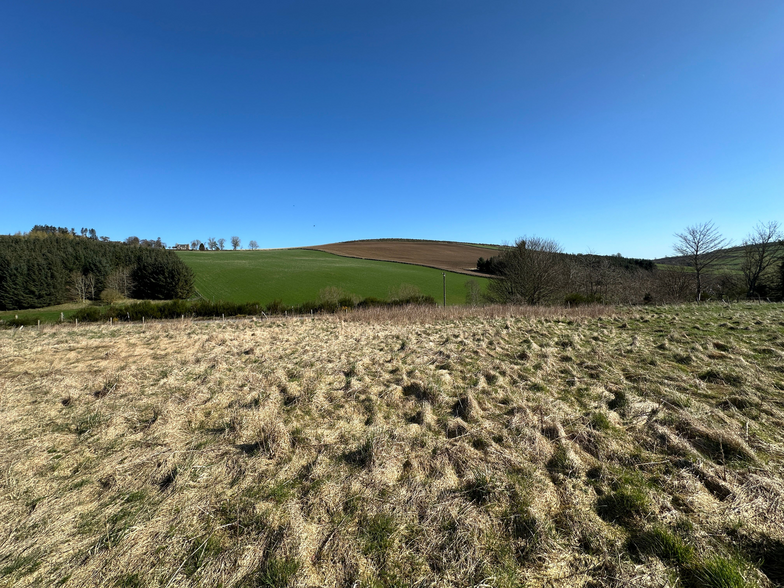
[0,230,194,310]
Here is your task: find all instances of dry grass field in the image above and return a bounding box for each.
[303,240,498,276]
[1,304,784,587]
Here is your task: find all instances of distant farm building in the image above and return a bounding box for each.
[173,243,190,251]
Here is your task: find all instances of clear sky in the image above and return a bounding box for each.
[1,1,782,258]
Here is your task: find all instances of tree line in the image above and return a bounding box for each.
[189,237,258,251]
[31,225,111,241]
[478,221,784,306]
[0,228,194,310]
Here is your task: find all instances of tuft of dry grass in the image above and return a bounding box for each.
[1,303,784,586]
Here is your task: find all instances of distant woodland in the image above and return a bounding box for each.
[0,227,194,310]
[475,226,784,306]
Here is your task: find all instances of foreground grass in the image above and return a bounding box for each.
[177,249,489,305]
[1,303,783,587]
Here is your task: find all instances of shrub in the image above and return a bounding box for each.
[100,289,122,304]
[564,292,602,306]
[358,297,385,308]
[5,315,38,327]
[266,299,286,314]
[73,306,103,322]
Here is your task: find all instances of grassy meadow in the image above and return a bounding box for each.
[1,303,784,587]
[656,242,784,275]
[177,249,489,306]
[0,302,89,326]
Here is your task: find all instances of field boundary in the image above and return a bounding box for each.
[299,248,496,278]
[301,240,499,278]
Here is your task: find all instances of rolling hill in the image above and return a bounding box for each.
[303,239,499,276]
[176,248,491,306]
[654,242,784,274]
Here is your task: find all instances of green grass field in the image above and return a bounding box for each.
[0,302,88,325]
[177,249,490,306]
[656,242,784,275]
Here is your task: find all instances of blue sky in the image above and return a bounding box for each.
[1,1,782,258]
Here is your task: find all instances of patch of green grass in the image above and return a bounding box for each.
[506,498,555,563]
[177,249,489,306]
[547,444,581,479]
[261,479,295,504]
[0,553,41,576]
[699,369,745,387]
[183,534,224,578]
[361,513,397,560]
[464,469,501,504]
[216,497,268,536]
[113,573,143,587]
[242,556,300,587]
[74,410,105,436]
[589,411,612,431]
[0,302,88,325]
[596,485,651,527]
[628,526,695,565]
[685,555,751,588]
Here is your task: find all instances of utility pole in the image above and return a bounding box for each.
[443,273,446,308]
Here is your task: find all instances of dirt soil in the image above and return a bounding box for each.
[303,239,498,276]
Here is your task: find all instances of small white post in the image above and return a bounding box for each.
[75,319,78,327]
[38,319,40,330]
[142,316,145,325]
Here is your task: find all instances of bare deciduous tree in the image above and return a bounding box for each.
[464,279,481,305]
[72,272,88,302]
[105,267,134,298]
[191,239,202,250]
[207,237,218,251]
[488,236,566,305]
[86,273,96,300]
[248,240,259,250]
[741,221,783,299]
[217,238,226,251]
[568,253,617,303]
[231,236,241,250]
[673,221,729,301]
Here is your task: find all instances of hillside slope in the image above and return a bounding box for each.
[177,249,490,305]
[655,242,784,274]
[303,239,498,276]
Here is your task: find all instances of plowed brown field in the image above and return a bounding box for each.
[303,239,498,276]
